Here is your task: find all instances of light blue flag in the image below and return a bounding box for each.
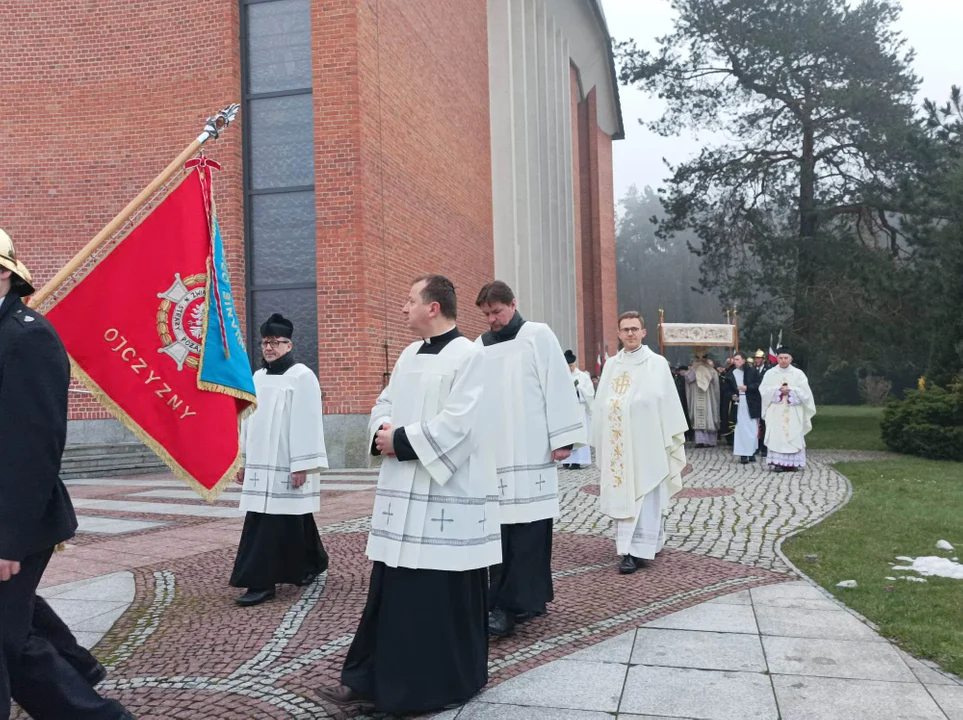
[198,218,257,403]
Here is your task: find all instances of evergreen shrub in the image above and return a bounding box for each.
[881,384,963,461]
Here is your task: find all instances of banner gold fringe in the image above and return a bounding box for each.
[67,358,241,503]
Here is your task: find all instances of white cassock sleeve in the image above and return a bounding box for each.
[590,360,616,450]
[535,329,587,450]
[367,369,397,470]
[239,412,249,464]
[288,369,328,473]
[579,370,595,410]
[404,348,486,487]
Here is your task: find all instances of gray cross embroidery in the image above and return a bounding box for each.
[382,503,394,525]
[431,509,454,532]
[248,473,261,487]
[498,479,508,495]
[283,475,293,490]
[535,475,546,491]
[478,512,487,532]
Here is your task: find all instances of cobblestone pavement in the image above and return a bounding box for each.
[559,446,850,574]
[14,447,858,719]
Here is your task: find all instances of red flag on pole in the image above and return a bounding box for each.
[44,167,254,499]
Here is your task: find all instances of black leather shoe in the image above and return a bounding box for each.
[635,557,650,569]
[514,609,546,624]
[619,555,638,574]
[83,662,108,687]
[740,456,749,464]
[298,572,319,587]
[488,607,516,637]
[749,454,757,463]
[316,685,373,709]
[236,588,276,606]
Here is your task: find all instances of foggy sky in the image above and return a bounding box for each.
[602,0,963,201]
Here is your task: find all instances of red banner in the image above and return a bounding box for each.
[46,169,252,498]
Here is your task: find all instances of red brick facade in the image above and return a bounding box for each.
[0,0,244,421]
[2,0,618,421]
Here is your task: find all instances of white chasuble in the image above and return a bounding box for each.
[476,322,587,524]
[760,365,817,455]
[365,338,501,572]
[591,346,688,520]
[239,364,329,515]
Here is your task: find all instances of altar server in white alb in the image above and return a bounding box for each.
[592,312,688,575]
[230,314,329,607]
[760,347,817,472]
[318,275,499,715]
[563,349,594,469]
[475,281,586,637]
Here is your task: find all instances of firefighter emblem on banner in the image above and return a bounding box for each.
[156,273,207,371]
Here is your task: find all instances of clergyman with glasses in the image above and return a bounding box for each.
[229,313,329,606]
[590,311,688,575]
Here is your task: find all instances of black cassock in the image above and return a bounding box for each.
[342,562,489,713]
[489,518,554,614]
[229,512,328,590]
[340,326,489,714]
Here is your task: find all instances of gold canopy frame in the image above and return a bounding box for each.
[657,308,739,355]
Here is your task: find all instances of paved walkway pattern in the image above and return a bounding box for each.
[438,580,963,720]
[12,448,962,719]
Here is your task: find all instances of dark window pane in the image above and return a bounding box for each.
[250,192,317,285]
[249,95,315,189]
[246,0,312,95]
[251,288,319,375]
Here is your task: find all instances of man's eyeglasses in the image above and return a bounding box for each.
[620,327,643,334]
[260,340,291,349]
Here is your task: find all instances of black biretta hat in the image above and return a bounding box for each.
[260,313,294,339]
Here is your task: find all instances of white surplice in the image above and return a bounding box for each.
[732,368,759,457]
[591,346,688,556]
[569,367,594,466]
[366,337,501,571]
[760,365,816,464]
[476,322,587,524]
[239,364,328,515]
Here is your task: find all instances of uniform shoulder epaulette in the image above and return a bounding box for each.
[10,307,36,327]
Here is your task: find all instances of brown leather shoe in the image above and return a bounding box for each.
[315,684,373,709]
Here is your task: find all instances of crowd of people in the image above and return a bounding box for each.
[1,227,817,718]
[668,349,816,471]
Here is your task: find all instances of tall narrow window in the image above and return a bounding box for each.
[241,0,318,372]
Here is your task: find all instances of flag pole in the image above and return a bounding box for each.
[31,104,240,308]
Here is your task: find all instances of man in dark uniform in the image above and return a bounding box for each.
[0,229,131,719]
[673,365,693,441]
[752,350,770,456]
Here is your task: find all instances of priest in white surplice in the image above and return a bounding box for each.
[760,346,817,472]
[564,349,594,469]
[475,281,586,637]
[318,275,499,715]
[592,312,688,575]
[230,314,329,607]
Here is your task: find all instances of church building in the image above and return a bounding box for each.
[2,0,623,466]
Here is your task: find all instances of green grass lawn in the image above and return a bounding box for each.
[783,458,963,676]
[806,405,887,451]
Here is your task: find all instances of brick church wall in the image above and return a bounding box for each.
[0,0,244,422]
